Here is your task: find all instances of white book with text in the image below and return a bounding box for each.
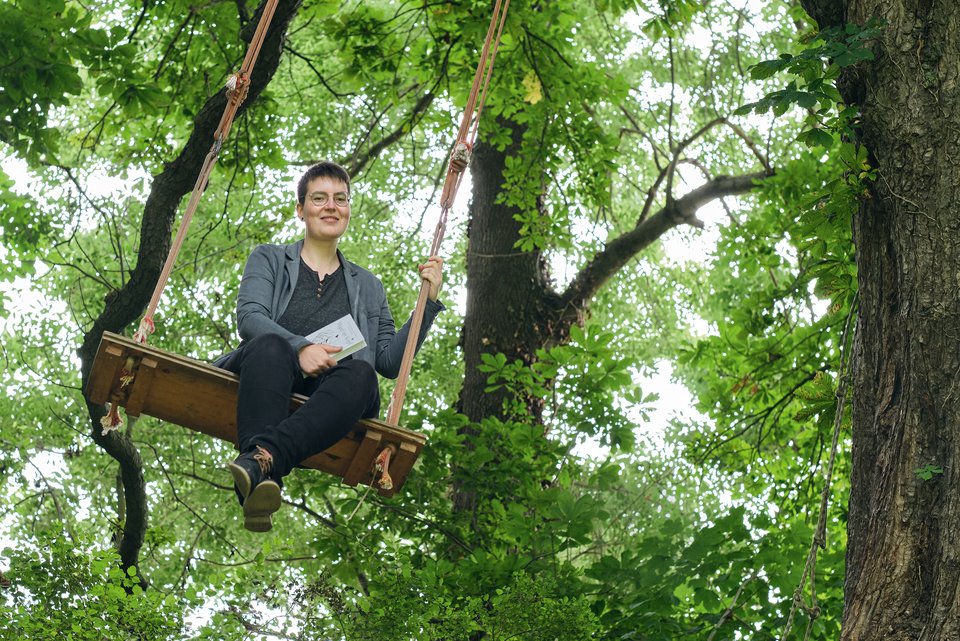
[304,314,366,361]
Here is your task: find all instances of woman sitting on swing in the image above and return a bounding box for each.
[214,161,444,532]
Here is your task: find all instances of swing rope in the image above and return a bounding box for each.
[385,0,511,426]
[135,0,280,345]
[101,0,513,449]
[101,0,281,433]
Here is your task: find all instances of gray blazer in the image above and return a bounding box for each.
[215,240,443,379]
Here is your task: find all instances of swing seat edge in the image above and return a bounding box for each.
[85,331,426,494]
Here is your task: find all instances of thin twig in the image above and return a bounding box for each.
[780,293,858,641]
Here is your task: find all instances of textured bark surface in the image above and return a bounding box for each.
[459,130,557,423]
[801,1,960,638]
[454,128,766,520]
[458,141,768,424]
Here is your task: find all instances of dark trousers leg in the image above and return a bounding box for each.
[217,333,302,454]
[253,359,380,479]
[217,333,381,480]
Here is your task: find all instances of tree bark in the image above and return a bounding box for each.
[801,1,960,638]
[459,153,767,425]
[454,124,766,520]
[459,127,557,424]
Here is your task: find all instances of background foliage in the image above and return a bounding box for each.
[1,0,858,639]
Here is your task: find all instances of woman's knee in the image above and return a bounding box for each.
[335,359,380,417]
[245,333,298,368]
[337,358,377,389]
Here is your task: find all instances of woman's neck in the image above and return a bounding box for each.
[300,237,340,275]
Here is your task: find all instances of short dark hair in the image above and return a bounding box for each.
[297,161,351,204]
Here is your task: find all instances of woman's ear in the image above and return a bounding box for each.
[296,203,304,221]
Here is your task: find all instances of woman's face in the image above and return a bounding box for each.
[297,175,351,242]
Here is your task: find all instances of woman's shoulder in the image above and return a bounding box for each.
[339,254,382,283]
[248,241,299,263]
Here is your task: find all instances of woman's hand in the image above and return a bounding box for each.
[418,256,444,301]
[298,343,342,376]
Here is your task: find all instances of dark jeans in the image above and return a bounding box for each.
[217,333,381,481]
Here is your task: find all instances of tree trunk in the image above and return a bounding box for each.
[452,125,564,520]
[452,124,766,519]
[458,129,557,423]
[803,1,960,638]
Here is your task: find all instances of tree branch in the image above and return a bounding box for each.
[340,35,457,177]
[639,117,769,224]
[798,0,847,29]
[125,0,152,45]
[78,0,304,578]
[282,44,356,98]
[555,171,771,343]
[346,89,436,177]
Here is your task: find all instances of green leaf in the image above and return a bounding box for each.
[797,128,835,149]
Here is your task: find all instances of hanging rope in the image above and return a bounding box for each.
[101,0,280,434]
[385,0,512,427]
[135,0,279,344]
[779,293,858,641]
[102,0,512,449]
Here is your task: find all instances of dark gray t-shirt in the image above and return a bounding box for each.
[277,257,350,338]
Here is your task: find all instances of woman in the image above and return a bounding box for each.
[215,161,444,531]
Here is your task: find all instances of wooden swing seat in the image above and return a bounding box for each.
[85,331,425,497]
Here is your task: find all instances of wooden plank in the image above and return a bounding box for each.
[140,355,240,443]
[301,443,355,478]
[86,344,125,405]
[342,431,383,486]
[124,357,157,418]
[86,331,427,490]
[362,418,427,446]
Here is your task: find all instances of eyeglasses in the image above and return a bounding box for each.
[307,191,350,207]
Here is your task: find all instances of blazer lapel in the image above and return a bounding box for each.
[339,249,362,321]
[282,241,302,306]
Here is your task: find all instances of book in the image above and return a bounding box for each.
[304,314,367,361]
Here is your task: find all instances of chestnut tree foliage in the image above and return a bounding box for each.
[0,0,899,638]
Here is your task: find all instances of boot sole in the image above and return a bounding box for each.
[244,514,273,532]
[228,461,253,498]
[228,463,281,532]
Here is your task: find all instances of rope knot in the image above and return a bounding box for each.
[118,355,139,389]
[374,446,395,490]
[225,73,250,105]
[449,141,473,173]
[100,403,123,436]
[133,317,155,345]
